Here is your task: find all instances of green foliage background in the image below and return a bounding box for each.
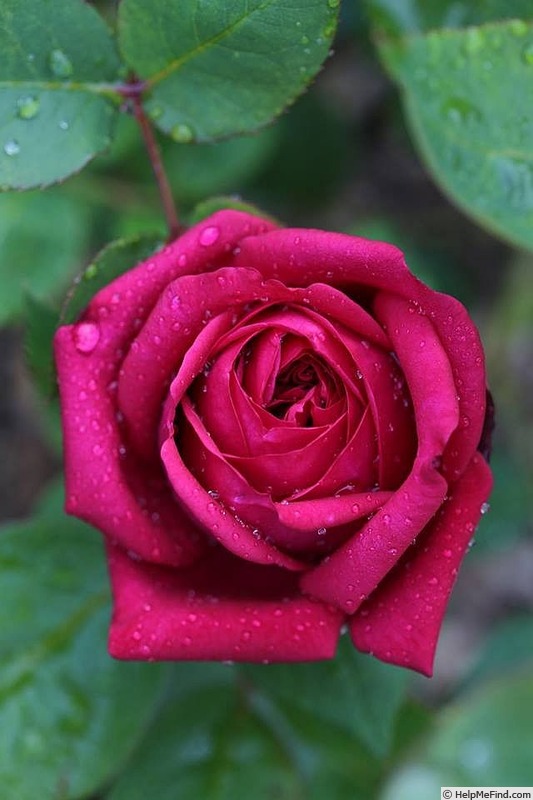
[1,1,532,797]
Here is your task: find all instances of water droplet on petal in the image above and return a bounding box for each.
[49,49,73,78]
[480,501,490,515]
[200,226,220,246]
[17,95,40,120]
[73,321,100,353]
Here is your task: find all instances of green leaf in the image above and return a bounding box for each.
[365,0,533,37]
[0,0,123,189]
[188,196,279,226]
[162,127,280,204]
[462,616,533,688]
[243,635,408,757]
[0,510,169,800]
[24,295,58,399]
[0,189,90,323]
[118,0,339,141]
[374,19,533,251]
[108,665,302,800]
[380,672,533,797]
[61,233,164,324]
[108,662,382,800]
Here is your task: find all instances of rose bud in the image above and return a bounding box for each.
[54,210,492,675]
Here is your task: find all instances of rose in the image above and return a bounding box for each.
[55,210,492,675]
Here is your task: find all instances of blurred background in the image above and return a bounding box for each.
[1,3,532,797]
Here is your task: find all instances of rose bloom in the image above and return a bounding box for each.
[55,210,492,675]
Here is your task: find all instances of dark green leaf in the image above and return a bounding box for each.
[0,0,123,189]
[24,295,58,398]
[118,0,339,141]
[380,673,533,797]
[375,20,533,251]
[61,233,163,324]
[462,616,533,689]
[473,449,531,551]
[162,127,280,204]
[108,661,382,800]
[108,665,302,800]
[0,510,169,800]
[365,0,533,37]
[243,635,408,757]
[0,189,90,323]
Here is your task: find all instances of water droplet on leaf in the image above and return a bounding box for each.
[171,123,194,143]
[522,43,533,64]
[16,95,40,120]
[49,49,73,78]
[3,140,20,156]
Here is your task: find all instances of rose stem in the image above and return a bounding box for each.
[128,89,183,241]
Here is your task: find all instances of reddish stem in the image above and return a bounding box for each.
[130,93,183,241]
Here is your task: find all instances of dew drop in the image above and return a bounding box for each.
[16,95,40,120]
[49,48,73,78]
[510,20,529,36]
[58,119,69,130]
[72,321,100,354]
[480,501,490,515]
[317,527,327,536]
[3,139,20,156]
[171,123,194,143]
[200,226,220,246]
[522,42,533,64]
[443,548,453,558]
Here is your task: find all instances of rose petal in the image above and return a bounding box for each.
[375,293,460,458]
[349,454,493,676]
[54,326,205,566]
[160,435,304,571]
[300,459,448,612]
[417,290,487,480]
[229,227,407,292]
[301,293,460,612]
[107,543,344,662]
[230,230,486,481]
[118,266,286,460]
[291,404,378,500]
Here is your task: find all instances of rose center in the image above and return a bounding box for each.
[266,354,339,426]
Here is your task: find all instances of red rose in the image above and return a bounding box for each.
[54,210,492,675]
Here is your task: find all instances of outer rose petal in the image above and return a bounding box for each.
[54,325,204,567]
[350,454,493,676]
[107,544,344,662]
[55,211,275,565]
